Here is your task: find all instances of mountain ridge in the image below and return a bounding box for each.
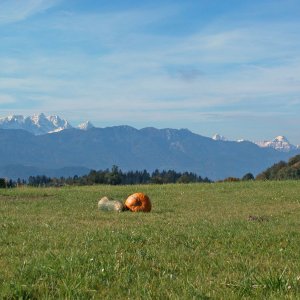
[1,114,299,151]
[0,125,299,180]
[213,133,299,152]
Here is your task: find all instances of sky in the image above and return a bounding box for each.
[0,0,300,144]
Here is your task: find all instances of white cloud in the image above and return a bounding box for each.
[0,0,60,24]
[0,94,15,104]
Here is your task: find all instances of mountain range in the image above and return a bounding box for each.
[1,113,298,152]
[0,113,299,181]
[212,133,299,152]
[255,136,300,152]
[0,113,94,135]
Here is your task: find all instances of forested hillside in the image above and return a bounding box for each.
[256,155,300,180]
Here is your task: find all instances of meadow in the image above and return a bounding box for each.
[0,181,300,299]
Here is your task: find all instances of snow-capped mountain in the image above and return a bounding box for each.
[212,133,299,152]
[212,133,227,141]
[255,136,298,152]
[1,113,299,153]
[0,113,72,135]
[77,121,94,130]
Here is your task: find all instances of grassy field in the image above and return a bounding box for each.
[0,181,300,299]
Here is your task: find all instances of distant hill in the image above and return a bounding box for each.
[0,126,299,180]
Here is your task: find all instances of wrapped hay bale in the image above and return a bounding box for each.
[124,192,151,212]
[98,196,124,212]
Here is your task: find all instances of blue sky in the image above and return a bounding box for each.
[0,0,300,144]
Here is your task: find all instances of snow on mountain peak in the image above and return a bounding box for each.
[5,115,25,122]
[212,133,227,141]
[210,133,298,152]
[0,113,72,135]
[256,135,296,152]
[47,115,72,129]
[77,121,94,130]
[273,135,288,143]
[30,113,48,127]
[47,115,60,126]
[0,115,25,129]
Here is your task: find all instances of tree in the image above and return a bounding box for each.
[288,155,300,166]
[0,178,7,188]
[177,174,191,183]
[105,165,122,185]
[242,173,254,181]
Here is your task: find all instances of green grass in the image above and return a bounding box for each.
[0,181,300,299]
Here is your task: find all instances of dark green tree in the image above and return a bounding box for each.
[105,165,122,185]
[242,173,254,181]
[0,178,7,188]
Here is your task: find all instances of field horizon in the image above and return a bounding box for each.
[1,181,300,299]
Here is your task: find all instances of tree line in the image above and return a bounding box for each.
[2,154,300,188]
[1,166,211,188]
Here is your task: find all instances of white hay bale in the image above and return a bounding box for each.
[98,196,124,212]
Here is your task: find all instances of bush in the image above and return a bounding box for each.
[0,178,7,188]
[242,173,254,181]
[223,177,240,182]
